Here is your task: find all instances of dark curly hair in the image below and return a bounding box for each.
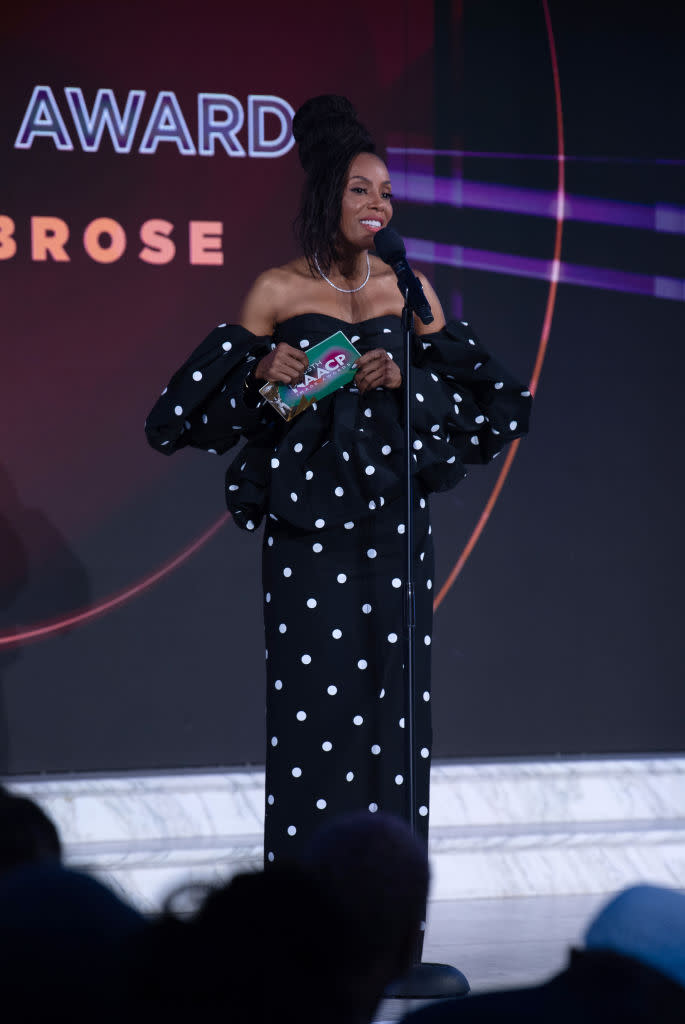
[292,95,376,277]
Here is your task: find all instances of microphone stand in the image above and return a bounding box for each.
[384,290,469,1001]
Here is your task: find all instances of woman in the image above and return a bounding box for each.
[146,96,531,864]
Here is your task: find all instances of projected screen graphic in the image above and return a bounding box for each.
[1,0,683,773]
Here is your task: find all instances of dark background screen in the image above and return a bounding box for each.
[1,0,683,772]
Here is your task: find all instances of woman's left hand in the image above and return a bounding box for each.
[354,349,402,393]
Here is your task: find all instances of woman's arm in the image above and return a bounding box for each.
[238,268,286,335]
[239,268,308,386]
[414,272,447,335]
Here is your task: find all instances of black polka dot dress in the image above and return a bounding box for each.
[145,313,532,864]
[262,488,434,860]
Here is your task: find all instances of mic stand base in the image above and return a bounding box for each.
[384,961,470,1000]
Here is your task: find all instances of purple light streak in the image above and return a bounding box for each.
[406,237,685,302]
[387,146,685,168]
[387,166,685,234]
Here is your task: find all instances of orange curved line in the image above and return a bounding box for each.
[434,440,520,608]
[0,512,231,648]
[434,0,564,612]
[529,0,566,397]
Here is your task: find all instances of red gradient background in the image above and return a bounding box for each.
[2,0,683,773]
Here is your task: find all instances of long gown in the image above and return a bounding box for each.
[145,313,531,862]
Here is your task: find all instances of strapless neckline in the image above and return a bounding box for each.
[275,312,402,330]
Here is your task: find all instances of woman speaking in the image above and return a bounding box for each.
[146,95,531,865]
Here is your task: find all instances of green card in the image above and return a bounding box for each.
[259,331,361,421]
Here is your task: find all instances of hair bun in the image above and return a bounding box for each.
[293,95,374,175]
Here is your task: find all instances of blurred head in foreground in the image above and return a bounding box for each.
[585,884,685,990]
[134,811,429,1024]
[0,787,62,873]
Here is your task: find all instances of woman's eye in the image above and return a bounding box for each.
[349,186,393,199]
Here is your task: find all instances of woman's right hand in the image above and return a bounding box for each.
[255,344,309,385]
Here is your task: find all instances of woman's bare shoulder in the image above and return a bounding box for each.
[239,259,312,334]
[262,257,314,286]
[248,261,305,301]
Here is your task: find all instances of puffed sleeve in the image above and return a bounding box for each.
[145,323,271,456]
[409,319,532,492]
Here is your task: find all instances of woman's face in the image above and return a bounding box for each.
[339,152,393,250]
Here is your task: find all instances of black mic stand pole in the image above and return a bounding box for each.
[402,295,418,850]
[384,289,469,1002]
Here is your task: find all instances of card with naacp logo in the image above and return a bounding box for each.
[259,331,361,421]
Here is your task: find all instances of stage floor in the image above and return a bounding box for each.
[376,892,606,1021]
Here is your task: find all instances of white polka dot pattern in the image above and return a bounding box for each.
[240,312,529,868]
[151,308,529,874]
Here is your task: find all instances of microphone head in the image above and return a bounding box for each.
[373,226,406,264]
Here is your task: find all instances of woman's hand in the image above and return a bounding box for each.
[354,349,402,393]
[255,344,309,385]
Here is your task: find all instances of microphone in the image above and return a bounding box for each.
[374,227,434,325]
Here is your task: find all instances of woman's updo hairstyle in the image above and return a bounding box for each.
[293,95,376,277]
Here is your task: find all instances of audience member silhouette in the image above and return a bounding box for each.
[0,784,62,872]
[305,810,430,1017]
[127,810,429,1024]
[584,884,685,992]
[5,786,681,1024]
[401,884,685,1024]
[0,788,145,1022]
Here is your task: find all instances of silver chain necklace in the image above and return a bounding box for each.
[314,253,370,294]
